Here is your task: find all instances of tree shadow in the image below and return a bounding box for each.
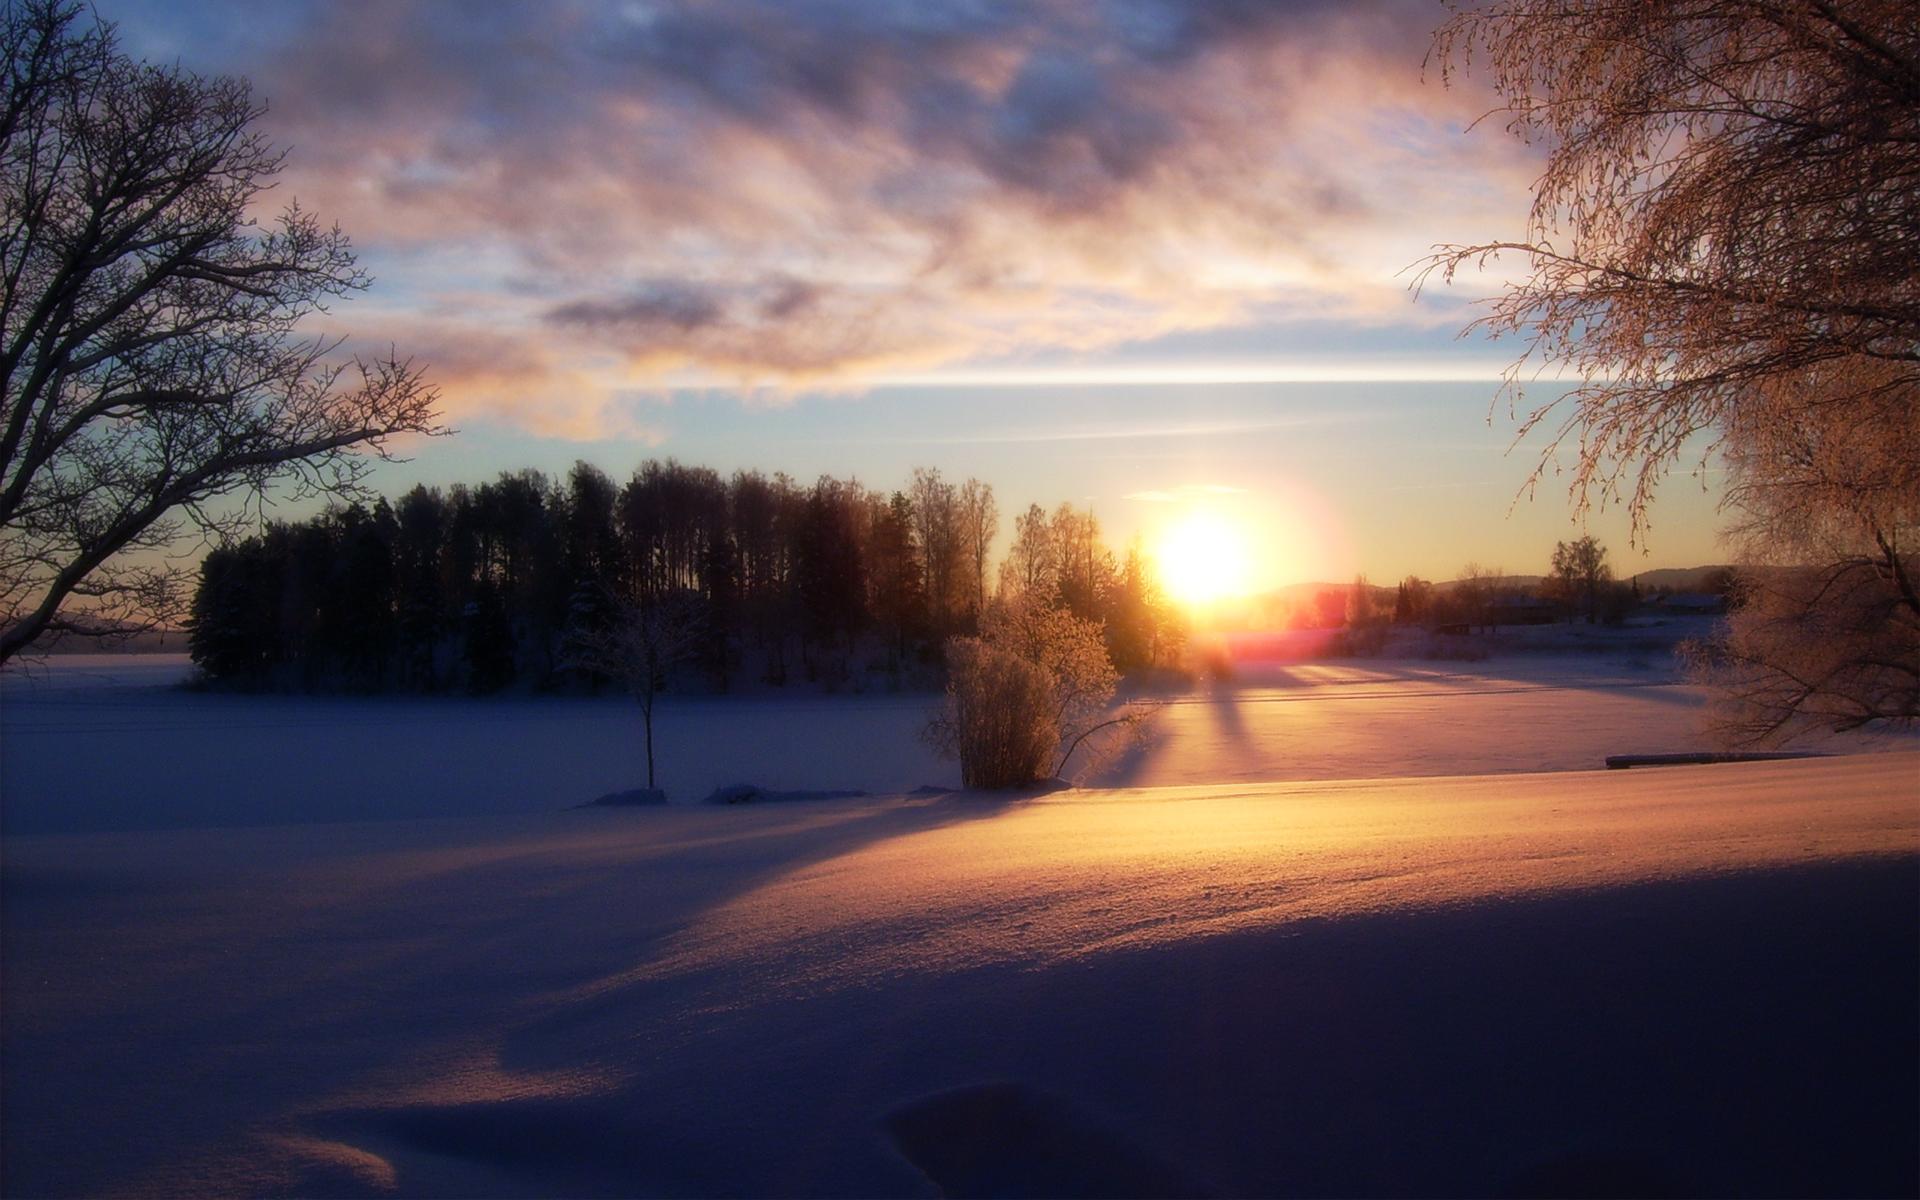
[0,789,1027,1198]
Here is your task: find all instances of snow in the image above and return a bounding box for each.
[0,655,943,835]
[4,650,1909,835]
[1099,654,1914,787]
[2,655,1917,1195]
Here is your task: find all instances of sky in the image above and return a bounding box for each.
[102,0,1729,587]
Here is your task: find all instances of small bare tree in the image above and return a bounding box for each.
[566,596,704,790]
[0,2,442,663]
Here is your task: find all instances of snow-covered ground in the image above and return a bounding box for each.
[3,757,1915,1196]
[2,654,1916,1196]
[0,655,943,835]
[3,651,1910,835]
[1098,655,1915,787]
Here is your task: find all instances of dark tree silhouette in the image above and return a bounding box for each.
[1548,536,1610,624]
[186,460,1189,696]
[0,1,440,662]
[867,491,928,676]
[565,596,705,790]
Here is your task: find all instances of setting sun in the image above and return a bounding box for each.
[1154,510,1253,607]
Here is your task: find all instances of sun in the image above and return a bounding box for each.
[1153,510,1252,607]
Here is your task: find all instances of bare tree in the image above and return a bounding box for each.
[1548,536,1610,623]
[1693,556,1919,745]
[1695,358,1918,742]
[997,502,1058,602]
[1426,0,1917,733]
[956,476,997,624]
[0,2,441,663]
[1455,562,1505,633]
[1050,502,1110,619]
[980,600,1149,780]
[909,467,959,633]
[566,596,705,791]
[922,638,1056,789]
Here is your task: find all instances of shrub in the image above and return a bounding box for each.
[926,600,1153,789]
[924,638,1057,788]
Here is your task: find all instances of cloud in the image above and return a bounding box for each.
[846,413,1373,447]
[131,0,1538,434]
[1125,483,1251,502]
[546,282,727,335]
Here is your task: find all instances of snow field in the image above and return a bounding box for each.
[2,654,1916,1195]
[2,754,1915,1195]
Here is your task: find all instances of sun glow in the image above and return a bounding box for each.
[1154,510,1253,608]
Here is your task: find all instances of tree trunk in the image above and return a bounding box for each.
[644,702,656,788]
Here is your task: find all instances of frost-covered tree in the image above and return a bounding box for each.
[926,600,1150,788]
[0,1,440,663]
[1696,361,1918,742]
[956,477,997,624]
[923,638,1057,789]
[998,502,1059,604]
[1426,0,1918,733]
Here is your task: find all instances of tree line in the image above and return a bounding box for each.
[187,461,1186,693]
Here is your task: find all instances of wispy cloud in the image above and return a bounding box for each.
[845,412,1376,446]
[1124,483,1250,503]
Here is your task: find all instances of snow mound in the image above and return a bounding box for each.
[702,783,870,805]
[885,1081,1208,1198]
[577,787,669,808]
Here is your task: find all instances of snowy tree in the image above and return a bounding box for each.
[923,638,1057,789]
[998,502,1059,603]
[1426,0,1917,732]
[927,600,1151,788]
[956,477,998,625]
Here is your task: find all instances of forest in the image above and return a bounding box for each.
[186,461,1187,693]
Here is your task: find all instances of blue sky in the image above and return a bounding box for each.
[104,0,1730,584]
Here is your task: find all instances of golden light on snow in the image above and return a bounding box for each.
[1153,510,1253,607]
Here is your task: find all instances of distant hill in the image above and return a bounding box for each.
[1228,566,1738,629]
[1624,565,1736,592]
[9,624,186,655]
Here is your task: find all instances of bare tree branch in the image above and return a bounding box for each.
[0,1,443,664]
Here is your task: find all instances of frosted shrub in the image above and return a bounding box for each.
[926,601,1151,789]
[925,638,1057,788]
[1691,558,1918,746]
